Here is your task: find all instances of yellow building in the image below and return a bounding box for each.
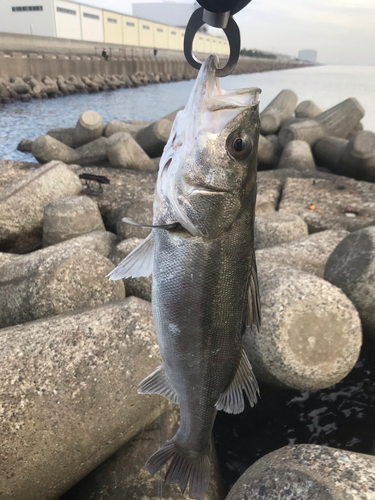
[103,10,123,45]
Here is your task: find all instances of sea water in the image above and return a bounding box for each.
[0,64,374,162]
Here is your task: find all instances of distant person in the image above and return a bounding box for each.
[154,48,158,59]
[102,49,109,61]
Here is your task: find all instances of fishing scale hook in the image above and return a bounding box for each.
[184,1,252,77]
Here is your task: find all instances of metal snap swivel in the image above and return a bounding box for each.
[183,7,241,78]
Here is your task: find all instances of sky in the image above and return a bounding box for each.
[80,0,375,65]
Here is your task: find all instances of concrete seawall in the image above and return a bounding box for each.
[0,51,303,81]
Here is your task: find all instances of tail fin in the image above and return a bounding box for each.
[146,439,211,500]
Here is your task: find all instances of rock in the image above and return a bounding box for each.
[104,119,153,138]
[294,100,322,118]
[340,130,375,182]
[17,138,33,153]
[135,118,172,158]
[61,401,225,500]
[257,134,278,167]
[244,261,362,390]
[32,135,79,164]
[0,297,164,500]
[279,176,375,232]
[226,444,375,500]
[313,136,348,173]
[0,161,82,253]
[75,136,108,165]
[256,229,348,278]
[117,196,154,239]
[43,196,105,246]
[0,241,124,328]
[278,140,315,171]
[73,110,104,148]
[324,226,375,338]
[255,194,275,215]
[9,77,30,94]
[255,211,308,249]
[70,166,157,233]
[106,132,155,170]
[47,127,74,148]
[260,90,298,135]
[279,98,364,148]
[109,237,152,301]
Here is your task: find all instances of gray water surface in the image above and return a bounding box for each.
[1,65,374,162]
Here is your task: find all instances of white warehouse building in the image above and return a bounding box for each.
[0,0,229,54]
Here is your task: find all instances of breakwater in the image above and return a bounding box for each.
[0,49,304,104]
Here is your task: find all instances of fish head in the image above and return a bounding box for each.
[156,54,261,239]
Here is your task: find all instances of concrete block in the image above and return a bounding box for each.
[260,90,298,135]
[0,297,162,500]
[294,100,322,118]
[73,110,104,148]
[0,161,82,253]
[107,132,155,170]
[244,261,362,390]
[135,118,172,158]
[32,135,79,164]
[227,445,375,500]
[255,211,308,249]
[325,226,375,338]
[43,196,105,246]
[278,140,316,170]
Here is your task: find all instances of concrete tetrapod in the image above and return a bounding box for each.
[226,445,375,500]
[256,229,348,278]
[61,401,225,500]
[0,297,163,500]
[135,118,172,158]
[324,226,375,338]
[257,134,279,167]
[106,132,155,170]
[260,89,298,135]
[0,244,124,328]
[244,261,362,390]
[46,127,75,148]
[314,132,375,182]
[279,98,365,148]
[254,211,308,249]
[43,196,105,246]
[32,135,80,164]
[294,99,322,118]
[277,140,316,171]
[0,161,82,253]
[104,119,154,138]
[73,110,104,148]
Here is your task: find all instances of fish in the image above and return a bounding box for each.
[108,54,261,500]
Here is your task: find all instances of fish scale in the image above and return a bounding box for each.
[109,54,261,499]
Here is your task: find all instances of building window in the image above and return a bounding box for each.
[108,17,117,23]
[12,5,43,11]
[126,21,135,27]
[171,30,176,35]
[157,28,163,33]
[142,25,150,30]
[83,12,99,20]
[56,7,76,15]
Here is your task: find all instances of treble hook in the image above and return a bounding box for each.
[184,1,252,77]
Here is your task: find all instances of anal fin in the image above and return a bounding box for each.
[107,232,154,280]
[138,365,179,405]
[215,349,259,414]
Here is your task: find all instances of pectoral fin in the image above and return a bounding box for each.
[247,252,261,331]
[107,232,154,280]
[138,365,179,405]
[215,349,259,414]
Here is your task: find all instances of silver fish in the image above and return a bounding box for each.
[109,54,261,500]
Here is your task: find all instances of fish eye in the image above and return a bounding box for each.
[227,133,253,160]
